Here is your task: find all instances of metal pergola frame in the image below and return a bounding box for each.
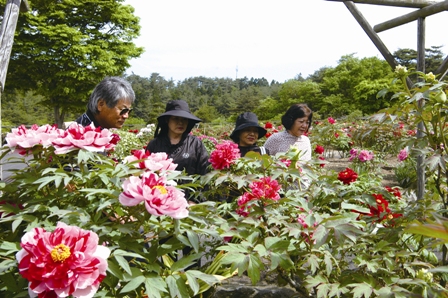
[326,0,448,200]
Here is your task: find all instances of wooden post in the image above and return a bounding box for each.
[435,55,448,80]
[0,0,28,180]
[325,0,439,8]
[343,2,397,68]
[0,0,23,91]
[374,0,448,32]
[416,17,426,201]
[343,1,414,87]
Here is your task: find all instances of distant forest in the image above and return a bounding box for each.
[1,46,445,129]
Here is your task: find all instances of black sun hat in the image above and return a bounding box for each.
[157,100,202,122]
[230,112,267,142]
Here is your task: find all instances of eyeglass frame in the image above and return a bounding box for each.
[118,107,133,116]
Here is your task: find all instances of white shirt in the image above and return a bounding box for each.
[264,130,311,161]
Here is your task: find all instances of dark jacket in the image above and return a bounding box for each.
[75,110,100,127]
[146,134,210,175]
[238,145,269,157]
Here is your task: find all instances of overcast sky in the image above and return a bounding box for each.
[123,0,447,83]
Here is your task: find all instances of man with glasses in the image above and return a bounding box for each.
[74,76,135,129]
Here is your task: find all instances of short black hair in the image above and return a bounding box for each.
[281,103,313,131]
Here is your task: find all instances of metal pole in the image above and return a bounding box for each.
[416,17,426,200]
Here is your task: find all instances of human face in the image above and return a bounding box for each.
[167,116,188,138]
[288,117,310,137]
[96,98,132,129]
[239,127,259,147]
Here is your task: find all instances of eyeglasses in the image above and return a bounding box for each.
[119,107,133,116]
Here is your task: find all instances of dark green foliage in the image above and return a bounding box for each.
[1,0,144,127]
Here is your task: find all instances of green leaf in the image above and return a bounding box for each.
[324,254,333,276]
[217,243,250,253]
[12,218,22,233]
[114,255,132,276]
[349,282,373,298]
[166,275,189,298]
[253,244,267,257]
[186,230,199,252]
[341,202,370,214]
[333,224,363,244]
[270,252,294,271]
[317,282,331,298]
[106,260,124,280]
[185,271,200,295]
[120,275,145,293]
[170,253,201,272]
[186,270,221,285]
[222,252,248,276]
[247,254,263,285]
[143,276,167,298]
[405,222,448,242]
[307,254,320,275]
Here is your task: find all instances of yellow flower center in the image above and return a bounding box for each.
[387,214,394,220]
[152,185,167,194]
[51,244,71,262]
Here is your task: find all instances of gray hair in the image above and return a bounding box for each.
[87,77,135,114]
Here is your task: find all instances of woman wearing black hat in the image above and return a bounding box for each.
[230,112,270,156]
[146,100,210,176]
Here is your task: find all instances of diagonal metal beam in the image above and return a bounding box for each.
[374,0,448,32]
[343,1,414,87]
[435,55,448,79]
[325,0,441,8]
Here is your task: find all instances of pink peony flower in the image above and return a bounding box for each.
[119,171,189,219]
[358,150,374,162]
[250,177,281,201]
[397,148,409,162]
[280,159,292,168]
[209,141,241,170]
[52,123,120,154]
[5,124,63,155]
[16,222,110,298]
[328,117,336,124]
[125,150,177,172]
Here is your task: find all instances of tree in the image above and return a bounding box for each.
[393,45,445,74]
[194,104,220,123]
[1,0,144,127]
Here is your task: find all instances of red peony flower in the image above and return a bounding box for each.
[119,171,189,219]
[385,186,402,198]
[318,156,325,168]
[314,145,324,155]
[337,168,358,185]
[328,117,336,124]
[16,222,110,298]
[52,123,120,154]
[264,122,273,129]
[250,177,281,201]
[209,141,241,170]
[370,194,390,215]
